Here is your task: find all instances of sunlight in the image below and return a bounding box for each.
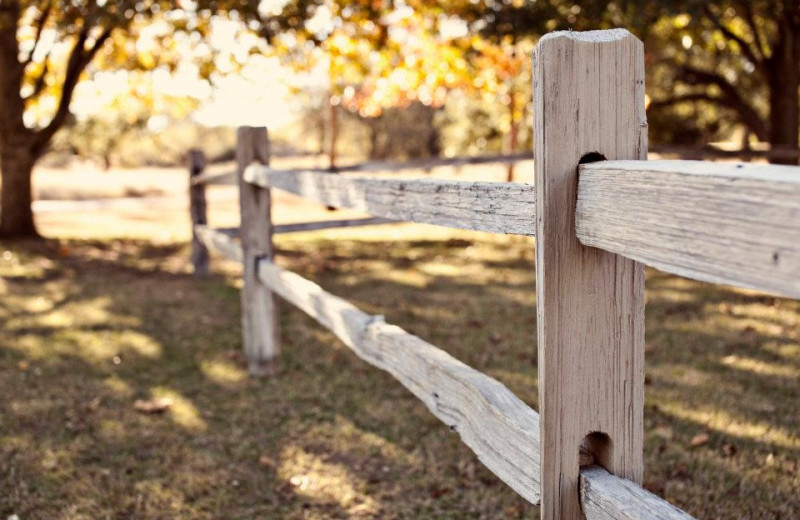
[150,387,208,431]
[200,359,248,385]
[278,446,377,513]
[103,375,134,397]
[659,402,797,449]
[720,354,799,378]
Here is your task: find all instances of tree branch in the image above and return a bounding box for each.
[21,1,53,70]
[23,45,51,101]
[740,1,769,60]
[704,5,763,70]
[32,25,112,154]
[0,0,32,143]
[668,64,768,141]
[648,92,727,109]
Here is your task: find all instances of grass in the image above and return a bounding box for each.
[1,234,798,520]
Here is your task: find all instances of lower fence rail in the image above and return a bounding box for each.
[194,225,695,520]
[212,217,397,239]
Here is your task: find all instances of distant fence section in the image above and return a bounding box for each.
[187,29,800,520]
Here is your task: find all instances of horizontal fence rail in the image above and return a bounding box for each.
[188,146,800,189]
[244,165,536,235]
[214,217,397,238]
[194,225,242,262]
[191,169,238,186]
[194,225,694,520]
[577,160,800,298]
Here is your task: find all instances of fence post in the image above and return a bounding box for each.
[533,30,647,520]
[237,126,280,376]
[188,149,209,277]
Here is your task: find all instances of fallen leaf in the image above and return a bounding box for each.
[721,444,738,457]
[85,397,101,413]
[643,479,665,494]
[259,454,275,469]
[672,464,693,480]
[690,433,709,447]
[42,452,58,470]
[134,397,172,414]
[653,426,674,440]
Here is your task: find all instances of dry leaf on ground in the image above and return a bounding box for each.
[134,397,172,414]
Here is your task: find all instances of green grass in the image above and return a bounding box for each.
[1,236,798,519]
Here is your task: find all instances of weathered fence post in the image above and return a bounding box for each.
[188,149,209,276]
[533,30,647,520]
[237,126,280,376]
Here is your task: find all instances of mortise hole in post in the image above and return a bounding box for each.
[580,431,613,469]
[578,151,606,165]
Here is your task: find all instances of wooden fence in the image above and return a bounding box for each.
[187,29,800,520]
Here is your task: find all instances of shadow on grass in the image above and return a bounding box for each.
[0,237,797,519]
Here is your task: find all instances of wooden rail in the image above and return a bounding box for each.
[190,169,237,186]
[214,217,397,238]
[244,166,536,235]
[577,160,800,299]
[186,146,800,189]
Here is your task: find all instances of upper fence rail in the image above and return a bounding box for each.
[577,160,800,299]
[244,164,537,235]
[189,145,800,187]
[234,157,799,298]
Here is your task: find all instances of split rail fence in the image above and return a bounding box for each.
[187,29,800,520]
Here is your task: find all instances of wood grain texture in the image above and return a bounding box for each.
[577,160,800,299]
[533,29,647,520]
[237,127,280,376]
[580,466,695,520]
[255,257,543,503]
[188,149,209,276]
[194,225,242,263]
[244,165,536,236]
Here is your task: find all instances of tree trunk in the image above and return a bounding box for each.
[328,97,338,170]
[0,147,38,238]
[506,88,519,182]
[766,75,800,165]
[766,25,800,165]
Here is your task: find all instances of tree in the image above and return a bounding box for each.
[256,1,475,167]
[444,0,800,164]
[0,1,239,238]
[0,1,145,237]
[649,1,800,164]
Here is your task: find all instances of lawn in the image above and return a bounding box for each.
[1,230,798,520]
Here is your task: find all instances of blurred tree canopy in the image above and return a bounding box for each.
[251,0,799,168]
[0,0,249,238]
